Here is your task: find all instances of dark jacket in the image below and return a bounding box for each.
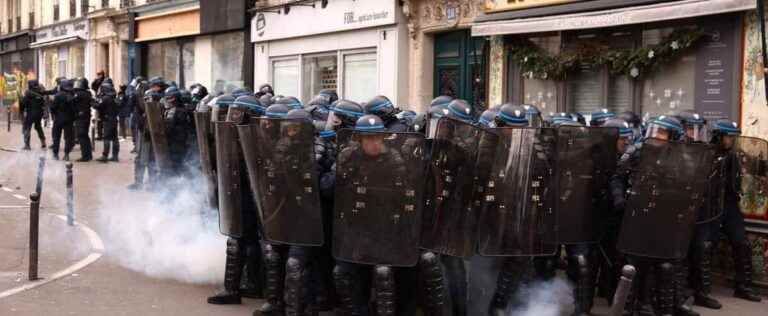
[72,90,94,121]
[95,95,119,122]
[50,91,77,124]
[91,77,104,95]
[20,90,46,120]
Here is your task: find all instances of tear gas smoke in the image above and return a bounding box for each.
[511,277,574,316]
[96,173,226,284]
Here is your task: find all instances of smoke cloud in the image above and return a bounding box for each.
[95,173,226,285]
[510,277,574,316]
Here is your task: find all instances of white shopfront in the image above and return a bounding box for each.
[251,0,409,105]
[31,19,93,89]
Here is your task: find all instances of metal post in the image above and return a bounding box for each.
[6,101,10,132]
[66,162,74,226]
[28,192,40,281]
[609,265,637,316]
[35,156,46,199]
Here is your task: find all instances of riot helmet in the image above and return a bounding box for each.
[645,115,683,141]
[232,87,252,99]
[212,94,235,121]
[275,96,303,110]
[286,108,313,121]
[355,114,386,132]
[73,78,88,91]
[430,95,453,108]
[603,118,635,154]
[478,107,500,128]
[427,104,451,138]
[100,84,116,97]
[364,95,397,120]
[494,104,528,128]
[678,110,708,143]
[265,103,292,119]
[27,80,40,91]
[446,99,474,122]
[548,112,574,126]
[411,113,427,134]
[259,94,274,107]
[325,99,364,132]
[59,79,74,92]
[522,104,543,127]
[233,95,266,116]
[590,108,615,127]
[318,89,338,104]
[148,76,166,89]
[164,86,181,103]
[710,119,741,149]
[258,83,274,96]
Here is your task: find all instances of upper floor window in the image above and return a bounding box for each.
[70,0,77,18]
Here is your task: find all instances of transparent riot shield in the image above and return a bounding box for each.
[238,118,324,246]
[213,121,244,237]
[194,110,217,210]
[477,127,558,257]
[332,129,427,267]
[144,101,173,172]
[617,139,715,259]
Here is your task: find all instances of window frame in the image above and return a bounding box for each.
[300,52,339,103]
[339,48,378,102]
[269,55,301,99]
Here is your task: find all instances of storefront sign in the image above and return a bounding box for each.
[484,0,583,13]
[252,0,397,42]
[32,20,88,46]
[694,17,738,120]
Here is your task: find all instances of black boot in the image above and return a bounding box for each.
[655,262,675,316]
[240,243,265,299]
[734,241,762,302]
[420,252,446,316]
[259,244,286,314]
[489,257,528,316]
[333,263,365,316]
[96,156,109,163]
[674,260,699,316]
[285,255,310,316]
[692,241,722,309]
[208,238,243,305]
[374,265,396,316]
[571,254,595,316]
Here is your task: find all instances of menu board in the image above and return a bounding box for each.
[694,16,739,121]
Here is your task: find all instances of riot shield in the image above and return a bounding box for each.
[214,121,244,237]
[194,111,217,210]
[333,130,426,267]
[617,139,715,260]
[144,101,173,173]
[735,136,768,218]
[238,118,324,246]
[420,117,492,258]
[555,126,618,244]
[477,127,558,257]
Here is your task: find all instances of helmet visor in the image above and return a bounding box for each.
[427,116,441,139]
[684,124,707,142]
[645,124,672,141]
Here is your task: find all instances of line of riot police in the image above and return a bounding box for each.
[132,78,765,316]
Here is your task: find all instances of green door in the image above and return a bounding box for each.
[434,30,487,111]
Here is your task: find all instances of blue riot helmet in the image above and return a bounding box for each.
[710,119,741,149]
[478,107,501,128]
[411,113,427,134]
[275,96,303,110]
[590,108,615,127]
[522,104,543,127]
[211,94,235,121]
[164,86,181,103]
[645,115,683,141]
[326,99,365,132]
[232,95,266,118]
[265,103,292,119]
[446,99,474,122]
[427,104,451,138]
[603,118,635,154]
[318,89,338,104]
[364,95,398,120]
[259,94,274,108]
[231,87,252,99]
[430,95,453,108]
[286,108,312,121]
[548,112,574,126]
[677,110,708,143]
[494,104,529,127]
[355,114,387,132]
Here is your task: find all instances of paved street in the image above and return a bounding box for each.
[0,121,765,315]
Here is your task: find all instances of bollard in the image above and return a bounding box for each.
[35,156,46,199]
[66,162,74,226]
[609,265,637,316]
[28,193,40,281]
[6,104,10,132]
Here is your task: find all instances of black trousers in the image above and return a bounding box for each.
[22,115,45,146]
[51,120,74,156]
[76,118,93,159]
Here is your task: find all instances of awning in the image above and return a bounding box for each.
[29,36,84,49]
[472,0,755,36]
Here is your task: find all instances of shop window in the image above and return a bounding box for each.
[302,54,338,103]
[521,36,560,113]
[181,41,195,88]
[57,46,68,78]
[54,1,60,22]
[70,0,76,18]
[343,52,377,103]
[639,27,696,118]
[43,48,58,88]
[70,44,85,78]
[272,58,300,98]
[211,32,244,94]
[147,40,180,84]
[10,52,21,72]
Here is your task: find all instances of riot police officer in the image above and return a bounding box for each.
[160,86,192,176]
[72,78,94,162]
[50,79,77,161]
[20,80,48,150]
[94,83,120,162]
[708,120,763,303]
[589,108,615,127]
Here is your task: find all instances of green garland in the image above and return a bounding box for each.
[508,27,705,81]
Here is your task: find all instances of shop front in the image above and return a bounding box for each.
[0,31,36,105]
[252,0,409,105]
[132,0,249,92]
[474,0,768,285]
[31,18,90,89]
[404,0,489,112]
